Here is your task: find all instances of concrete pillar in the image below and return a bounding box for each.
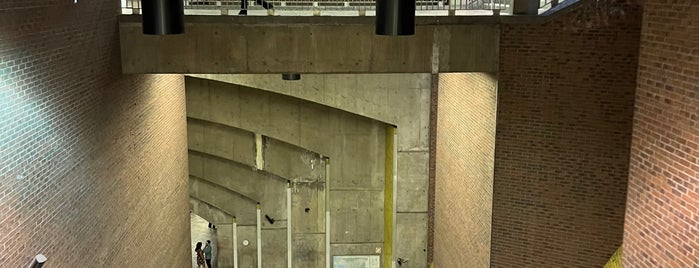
[512,0,539,15]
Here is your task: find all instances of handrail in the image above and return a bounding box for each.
[120,0,510,15]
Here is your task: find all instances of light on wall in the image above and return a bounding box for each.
[282,73,301,81]
[142,0,185,35]
[375,0,415,36]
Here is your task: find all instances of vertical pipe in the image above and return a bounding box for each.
[287,182,293,268]
[257,203,262,268]
[391,128,398,268]
[325,158,331,268]
[233,218,238,268]
[383,126,396,268]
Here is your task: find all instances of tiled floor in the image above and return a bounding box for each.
[191,213,218,268]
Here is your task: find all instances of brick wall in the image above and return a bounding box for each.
[434,73,497,268]
[623,1,699,267]
[0,1,190,267]
[493,1,642,267]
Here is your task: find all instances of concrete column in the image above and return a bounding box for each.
[512,0,539,15]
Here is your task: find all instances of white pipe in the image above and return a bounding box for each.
[287,183,292,268]
[257,204,262,268]
[233,218,238,268]
[325,159,331,268]
[325,211,331,268]
[391,130,398,268]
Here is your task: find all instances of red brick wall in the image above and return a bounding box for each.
[493,1,642,267]
[0,1,190,267]
[434,73,497,268]
[623,1,699,267]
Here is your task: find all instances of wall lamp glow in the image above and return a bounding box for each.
[142,0,185,35]
[376,0,415,35]
[282,73,301,81]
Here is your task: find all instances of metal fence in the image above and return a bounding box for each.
[541,0,566,9]
[121,0,510,14]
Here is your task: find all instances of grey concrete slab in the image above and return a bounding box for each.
[330,190,384,243]
[264,136,325,181]
[294,234,325,268]
[188,118,257,168]
[292,178,326,233]
[119,16,500,74]
[396,152,429,213]
[188,74,431,151]
[189,197,235,225]
[190,176,258,225]
[236,226,258,268]
[190,151,284,200]
[395,213,428,268]
[186,78,211,119]
[217,224,234,268]
[261,229,288,268]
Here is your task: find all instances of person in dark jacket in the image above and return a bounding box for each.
[204,240,213,268]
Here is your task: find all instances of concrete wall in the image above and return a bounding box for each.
[434,73,497,268]
[185,77,387,266]
[0,0,190,266]
[191,73,431,267]
[493,1,642,267]
[623,2,699,267]
[119,16,500,74]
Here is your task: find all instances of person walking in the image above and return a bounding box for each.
[204,240,213,268]
[195,242,206,268]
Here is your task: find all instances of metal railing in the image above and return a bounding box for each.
[121,0,510,15]
[540,0,565,10]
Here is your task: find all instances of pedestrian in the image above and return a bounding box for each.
[204,240,213,268]
[195,242,206,268]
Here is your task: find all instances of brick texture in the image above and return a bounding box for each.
[623,1,699,267]
[434,73,497,268]
[0,1,190,267]
[493,1,642,267]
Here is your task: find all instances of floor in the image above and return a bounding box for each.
[191,213,219,268]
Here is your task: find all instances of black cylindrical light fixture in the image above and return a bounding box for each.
[142,0,185,35]
[282,73,301,81]
[376,0,416,36]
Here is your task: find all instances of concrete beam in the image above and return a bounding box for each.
[119,16,500,74]
[190,175,258,225]
[189,74,432,151]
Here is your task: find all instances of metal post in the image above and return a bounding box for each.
[233,218,238,268]
[325,158,331,268]
[257,204,262,268]
[287,182,292,268]
[391,128,398,268]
